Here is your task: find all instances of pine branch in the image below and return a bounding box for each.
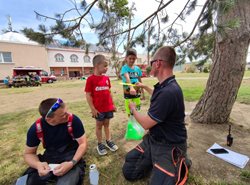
[35,0,98,36]
[164,0,191,40]
[106,0,175,38]
[173,0,210,47]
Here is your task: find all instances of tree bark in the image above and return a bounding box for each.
[190,0,250,124]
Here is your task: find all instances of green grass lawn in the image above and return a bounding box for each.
[0,72,250,184]
[174,70,250,78]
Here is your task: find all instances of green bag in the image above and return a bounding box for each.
[125,115,144,140]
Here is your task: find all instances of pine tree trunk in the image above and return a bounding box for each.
[190,0,250,124]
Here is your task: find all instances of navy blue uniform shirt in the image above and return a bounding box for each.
[148,76,187,144]
[26,114,85,149]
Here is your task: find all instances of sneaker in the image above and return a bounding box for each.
[106,140,118,152]
[97,143,107,156]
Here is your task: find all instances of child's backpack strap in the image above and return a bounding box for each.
[35,118,45,148]
[67,113,75,140]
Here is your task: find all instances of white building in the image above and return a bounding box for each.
[47,46,122,78]
[0,32,119,80]
[0,32,48,80]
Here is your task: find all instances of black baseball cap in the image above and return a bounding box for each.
[126,48,137,57]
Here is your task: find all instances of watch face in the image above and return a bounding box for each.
[72,159,77,166]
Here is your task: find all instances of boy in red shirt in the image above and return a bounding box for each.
[85,54,118,155]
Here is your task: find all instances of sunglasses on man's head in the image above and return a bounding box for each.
[45,98,63,118]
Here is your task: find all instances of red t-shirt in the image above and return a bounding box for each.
[85,75,115,112]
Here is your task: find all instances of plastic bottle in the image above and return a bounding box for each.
[15,174,28,185]
[89,164,99,185]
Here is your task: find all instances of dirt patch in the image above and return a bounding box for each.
[0,83,85,115]
[185,102,250,183]
[121,102,250,183]
[187,119,249,180]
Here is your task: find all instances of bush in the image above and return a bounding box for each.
[185,64,196,73]
[146,66,152,76]
[203,67,209,73]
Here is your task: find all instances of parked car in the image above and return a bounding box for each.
[40,70,57,83]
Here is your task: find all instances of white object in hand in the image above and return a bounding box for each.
[89,164,99,185]
[49,164,59,171]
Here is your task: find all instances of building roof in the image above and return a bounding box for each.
[0,31,39,45]
[47,40,109,53]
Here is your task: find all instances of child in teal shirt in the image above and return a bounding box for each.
[120,48,145,116]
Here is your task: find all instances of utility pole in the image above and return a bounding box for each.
[7,15,13,32]
[127,12,132,49]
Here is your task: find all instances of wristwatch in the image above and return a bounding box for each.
[71,159,77,166]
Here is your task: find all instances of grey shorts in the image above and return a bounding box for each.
[96,111,114,121]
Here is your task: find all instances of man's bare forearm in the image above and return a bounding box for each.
[143,85,153,95]
[24,153,41,169]
[72,136,87,163]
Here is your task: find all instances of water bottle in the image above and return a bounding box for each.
[89,164,99,185]
[15,174,28,185]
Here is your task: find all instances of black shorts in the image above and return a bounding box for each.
[96,111,114,121]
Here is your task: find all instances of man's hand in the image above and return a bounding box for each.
[135,82,153,95]
[129,102,137,114]
[37,162,50,177]
[53,161,73,176]
[135,82,145,100]
[135,82,146,89]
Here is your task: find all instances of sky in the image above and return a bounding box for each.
[0,0,205,54]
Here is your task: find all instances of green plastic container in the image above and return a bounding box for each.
[125,116,144,140]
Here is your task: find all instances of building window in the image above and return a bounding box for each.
[70,54,78,62]
[55,53,64,62]
[0,52,12,63]
[84,55,91,63]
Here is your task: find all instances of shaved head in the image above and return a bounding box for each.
[93,54,107,66]
[153,46,176,68]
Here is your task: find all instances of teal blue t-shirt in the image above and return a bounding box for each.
[120,64,142,83]
[120,64,142,98]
